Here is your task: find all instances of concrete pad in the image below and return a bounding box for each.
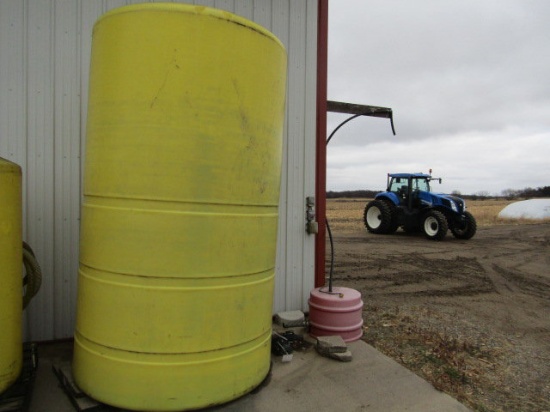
[28,339,471,412]
[214,340,470,412]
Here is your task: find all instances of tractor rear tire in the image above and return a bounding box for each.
[450,211,477,239]
[364,200,393,234]
[422,210,448,240]
[380,199,399,234]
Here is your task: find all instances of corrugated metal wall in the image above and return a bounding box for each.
[0,0,317,341]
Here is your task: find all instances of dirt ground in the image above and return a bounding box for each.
[325,213,550,411]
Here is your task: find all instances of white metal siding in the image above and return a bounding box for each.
[0,0,317,341]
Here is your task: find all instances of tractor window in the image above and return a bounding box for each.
[389,178,408,193]
[412,178,430,192]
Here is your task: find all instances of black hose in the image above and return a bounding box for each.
[325,218,334,293]
[326,113,364,145]
[324,110,396,293]
[324,115,363,293]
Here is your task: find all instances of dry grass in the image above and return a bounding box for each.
[326,199,368,232]
[362,305,512,412]
[326,198,549,232]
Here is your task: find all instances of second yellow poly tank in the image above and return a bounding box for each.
[0,157,22,394]
[73,4,287,411]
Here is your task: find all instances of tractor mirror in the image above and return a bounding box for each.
[396,178,401,183]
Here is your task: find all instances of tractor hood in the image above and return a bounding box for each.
[431,193,465,213]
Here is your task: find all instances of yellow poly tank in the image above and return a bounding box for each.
[73,4,287,411]
[0,157,22,394]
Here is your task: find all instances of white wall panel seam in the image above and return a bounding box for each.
[53,0,63,339]
[234,0,253,21]
[214,0,235,12]
[24,0,55,340]
[271,0,290,311]
[253,0,270,31]
[302,0,318,310]
[53,0,80,339]
[0,1,29,252]
[0,3,20,162]
[285,0,307,311]
[282,1,295,311]
[24,0,36,338]
[22,0,30,264]
[49,0,58,339]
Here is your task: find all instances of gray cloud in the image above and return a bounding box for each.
[327,0,550,194]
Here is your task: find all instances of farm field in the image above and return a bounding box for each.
[325,198,550,412]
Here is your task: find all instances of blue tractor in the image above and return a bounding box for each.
[363,173,477,240]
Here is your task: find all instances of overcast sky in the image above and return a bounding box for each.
[327,0,550,195]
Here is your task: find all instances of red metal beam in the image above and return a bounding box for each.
[315,0,329,287]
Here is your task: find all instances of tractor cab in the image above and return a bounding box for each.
[387,173,439,210]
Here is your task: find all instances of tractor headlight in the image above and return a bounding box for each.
[450,200,458,212]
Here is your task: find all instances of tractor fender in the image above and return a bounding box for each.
[375,192,400,206]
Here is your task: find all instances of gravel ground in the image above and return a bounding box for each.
[326,223,550,412]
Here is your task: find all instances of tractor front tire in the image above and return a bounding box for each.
[422,210,448,241]
[364,200,393,234]
[450,211,477,240]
